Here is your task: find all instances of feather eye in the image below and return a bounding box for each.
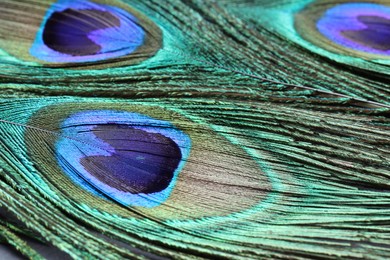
[5,98,270,220]
[224,0,390,75]
[0,0,161,68]
[30,108,191,208]
[296,1,390,60]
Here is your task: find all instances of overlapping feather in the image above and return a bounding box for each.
[0,0,389,259]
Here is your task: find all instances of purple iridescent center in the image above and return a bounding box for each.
[80,124,182,194]
[43,9,120,56]
[342,16,390,51]
[316,3,390,55]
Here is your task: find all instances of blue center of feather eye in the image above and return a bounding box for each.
[55,110,191,208]
[80,124,182,194]
[342,16,390,51]
[30,0,145,62]
[316,3,390,55]
[42,8,120,56]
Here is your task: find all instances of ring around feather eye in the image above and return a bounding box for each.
[55,110,191,208]
[0,0,161,68]
[295,1,390,60]
[25,102,270,220]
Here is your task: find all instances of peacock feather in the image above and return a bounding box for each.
[0,0,389,259]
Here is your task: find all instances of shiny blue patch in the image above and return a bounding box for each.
[30,0,145,63]
[317,3,390,56]
[55,110,191,208]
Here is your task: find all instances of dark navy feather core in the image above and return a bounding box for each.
[55,110,191,207]
[317,3,390,55]
[42,8,121,56]
[342,16,390,51]
[80,124,182,194]
[30,0,145,62]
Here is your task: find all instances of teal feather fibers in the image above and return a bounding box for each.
[0,0,389,259]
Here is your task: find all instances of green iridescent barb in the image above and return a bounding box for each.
[0,0,389,259]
